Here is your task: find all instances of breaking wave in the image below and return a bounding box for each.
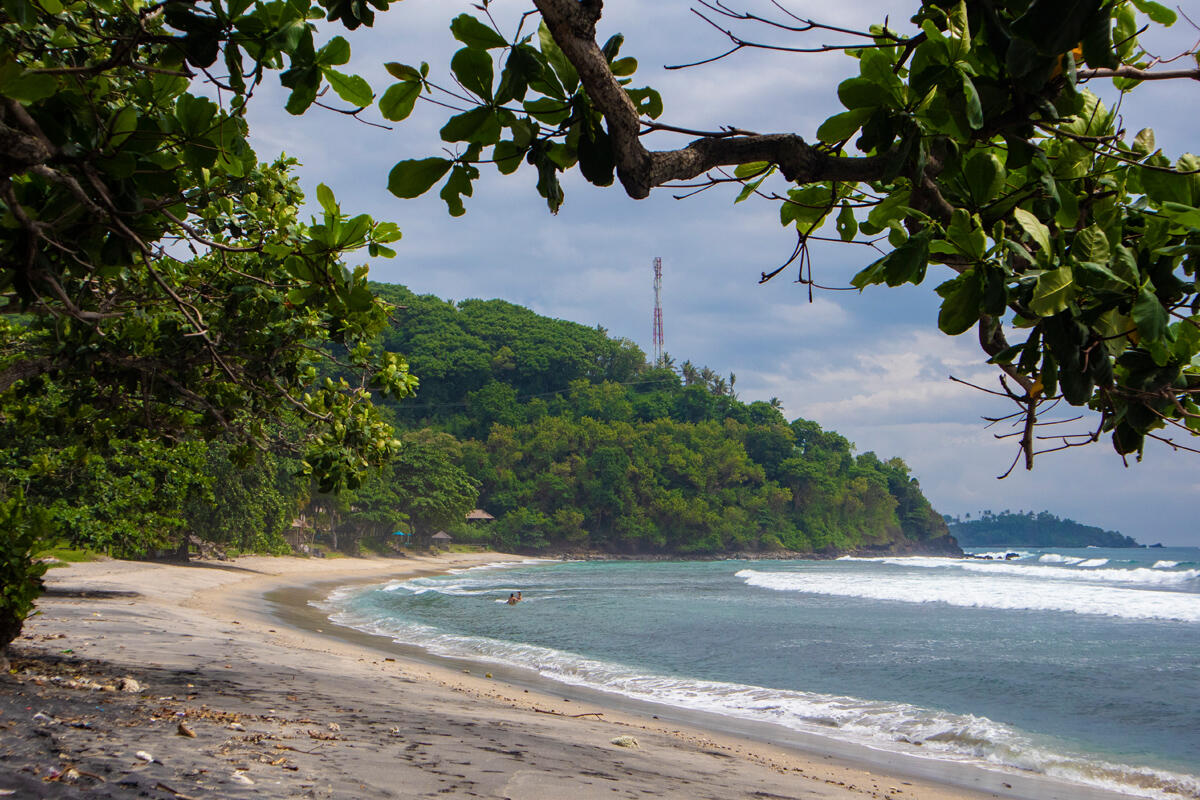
[736,568,1200,622]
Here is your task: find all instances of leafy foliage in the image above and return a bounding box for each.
[0,492,48,649]
[0,0,416,638]
[371,285,952,555]
[384,0,1200,469]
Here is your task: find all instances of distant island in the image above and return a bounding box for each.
[945,510,1140,548]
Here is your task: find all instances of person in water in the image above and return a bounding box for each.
[506,593,517,605]
[516,591,522,602]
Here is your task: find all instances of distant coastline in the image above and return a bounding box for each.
[946,510,1139,548]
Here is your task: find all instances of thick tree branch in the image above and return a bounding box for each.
[532,0,887,198]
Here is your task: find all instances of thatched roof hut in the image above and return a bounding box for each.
[431,531,453,542]
[465,509,494,521]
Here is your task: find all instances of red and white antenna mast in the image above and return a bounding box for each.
[652,257,664,365]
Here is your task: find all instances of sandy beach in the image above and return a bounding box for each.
[0,553,1130,799]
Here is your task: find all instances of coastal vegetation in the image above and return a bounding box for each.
[370,283,952,555]
[3,0,1197,645]
[946,510,1140,548]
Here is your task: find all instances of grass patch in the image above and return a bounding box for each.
[35,546,104,564]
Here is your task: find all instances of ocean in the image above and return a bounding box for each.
[315,547,1200,799]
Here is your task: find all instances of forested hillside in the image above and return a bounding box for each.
[947,511,1139,548]
[367,284,956,555]
[4,284,957,559]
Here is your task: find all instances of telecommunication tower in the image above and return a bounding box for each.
[652,257,664,364]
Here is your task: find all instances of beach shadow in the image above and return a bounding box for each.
[146,559,268,575]
[41,588,141,599]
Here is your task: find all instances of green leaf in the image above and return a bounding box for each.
[322,69,373,107]
[836,203,857,242]
[439,107,500,144]
[1133,286,1169,342]
[1073,224,1110,262]
[538,21,579,93]
[450,14,508,49]
[107,105,138,149]
[837,77,891,110]
[1130,0,1177,25]
[960,72,983,130]
[385,62,422,82]
[387,158,453,199]
[379,81,421,122]
[816,107,872,144]
[1012,208,1052,257]
[451,47,494,101]
[625,87,663,119]
[493,141,524,175]
[734,161,769,179]
[863,190,912,234]
[947,209,987,260]
[936,270,983,335]
[0,69,57,103]
[611,57,638,77]
[780,184,836,229]
[1080,7,1118,70]
[1158,201,1200,229]
[852,233,930,288]
[524,97,571,125]
[316,183,337,216]
[1140,155,1192,204]
[440,165,476,217]
[316,36,350,67]
[962,150,1004,204]
[1111,245,1140,287]
[1132,128,1156,156]
[1029,267,1076,316]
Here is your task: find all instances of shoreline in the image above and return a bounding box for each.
[2,553,1140,799]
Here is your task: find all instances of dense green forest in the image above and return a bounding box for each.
[4,284,958,560]
[363,283,954,555]
[946,511,1139,548]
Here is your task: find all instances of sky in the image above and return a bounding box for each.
[241,1,1199,545]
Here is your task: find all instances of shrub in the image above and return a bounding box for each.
[1,494,51,651]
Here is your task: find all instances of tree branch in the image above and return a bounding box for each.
[1078,65,1200,82]
[532,0,888,198]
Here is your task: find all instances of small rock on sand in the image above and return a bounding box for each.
[611,736,639,748]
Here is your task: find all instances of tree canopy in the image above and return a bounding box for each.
[0,0,415,493]
[0,0,417,646]
[379,0,1200,472]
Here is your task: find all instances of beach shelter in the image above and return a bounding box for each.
[431,531,453,543]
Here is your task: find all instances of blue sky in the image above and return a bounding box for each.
[242,1,1199,545]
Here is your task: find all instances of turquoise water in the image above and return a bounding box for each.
[318,547,1200,799]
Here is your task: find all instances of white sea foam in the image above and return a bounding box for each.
[840,555,1199,586]
[1154,561,1180,569]
[315,589,1200,800]
[735,569,1200,622]
[954,563,1200,586]
[1038,554,1086,565]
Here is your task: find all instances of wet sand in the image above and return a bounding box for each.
[0,554,1134,798]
